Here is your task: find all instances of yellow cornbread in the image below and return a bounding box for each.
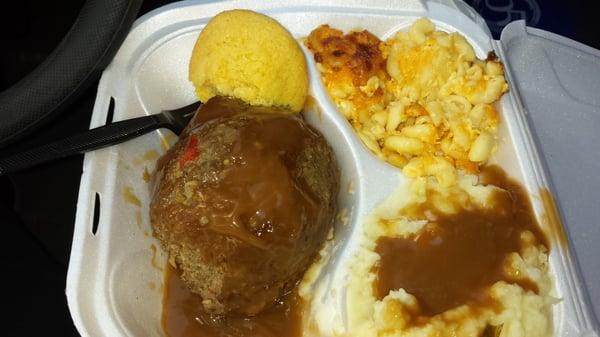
[189,10,308,112]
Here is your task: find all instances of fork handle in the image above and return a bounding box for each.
[0,114,170,175]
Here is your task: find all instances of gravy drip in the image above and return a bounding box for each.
[162,265,302,337]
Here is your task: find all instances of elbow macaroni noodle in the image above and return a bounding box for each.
[307,18,508,186]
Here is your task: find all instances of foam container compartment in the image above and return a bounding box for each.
[66,1,600,336]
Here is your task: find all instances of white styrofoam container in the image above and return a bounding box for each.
[66,1,600,336]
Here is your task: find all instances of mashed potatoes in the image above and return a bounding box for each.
[299,174,555,337]
[343,175,555,337]
[189,10,308,112]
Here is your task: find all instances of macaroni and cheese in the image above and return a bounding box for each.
[307,18,508,187]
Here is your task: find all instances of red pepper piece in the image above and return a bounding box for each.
[179,135,199,168]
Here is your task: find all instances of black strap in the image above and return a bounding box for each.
[0,0,143,148]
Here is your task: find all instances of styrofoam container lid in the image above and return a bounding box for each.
[499,20,600,324]
[65,1,600,336]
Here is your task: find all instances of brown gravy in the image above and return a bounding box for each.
[161,265,302,337]
[539,188,569,249]
[375,166,548,317]
[192,113,322,249]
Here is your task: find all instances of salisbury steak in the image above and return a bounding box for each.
[150,97,339,316]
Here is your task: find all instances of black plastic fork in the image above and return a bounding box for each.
[0,101,201,175]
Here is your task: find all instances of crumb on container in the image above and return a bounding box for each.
[336,208,349,225]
